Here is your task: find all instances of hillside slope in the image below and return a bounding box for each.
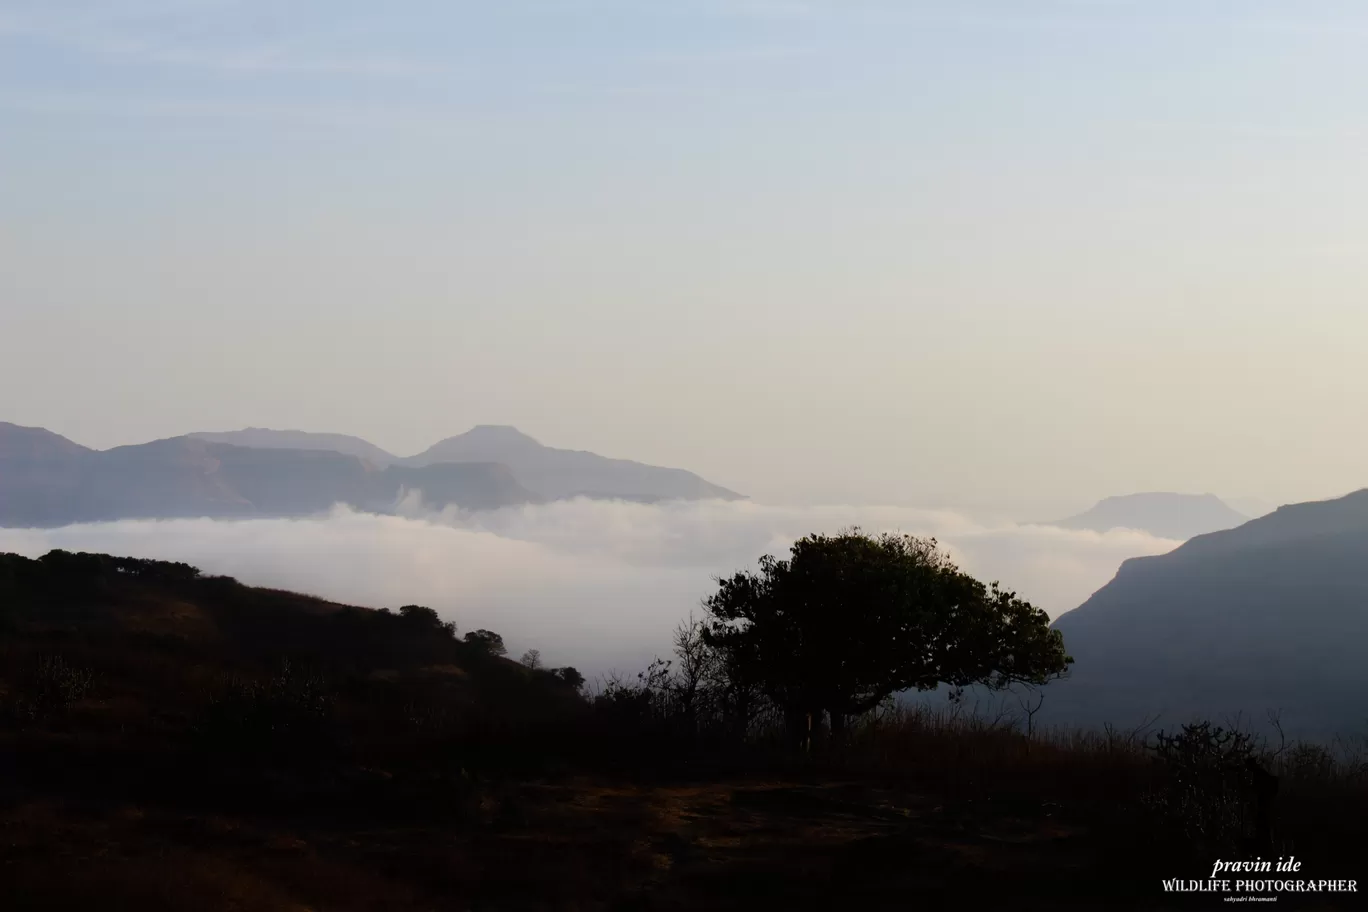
[1045,489,1368,738]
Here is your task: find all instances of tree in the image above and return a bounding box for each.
[701,529,1072,743]
[672,616,718,731]
[1014,685,1046,747]
[462,629,507,657]
[551,666,585,690]
[520,649,543,670]
[398,605,457,639]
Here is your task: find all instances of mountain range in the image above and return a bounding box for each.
[0,422,742,528]
[1044,488,1368,739]
[1043,492,1251,541]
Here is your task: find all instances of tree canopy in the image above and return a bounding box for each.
[700,529,1072,732]
[463,629,508,658]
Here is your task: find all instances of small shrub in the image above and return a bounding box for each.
[1142,721,1267,856]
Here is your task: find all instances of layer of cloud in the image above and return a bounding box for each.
[0,499,1178,679]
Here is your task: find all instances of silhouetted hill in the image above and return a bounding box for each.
[1044,492,1249,540]
[0,549,539,681]
[0,433,538,527]
[1045,488,1368,739]
[404,425,744,502]
[0,547,582,793]
[190,427,399,466]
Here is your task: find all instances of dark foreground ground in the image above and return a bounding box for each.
[0,779,1147,910]
[4,772,1358,911]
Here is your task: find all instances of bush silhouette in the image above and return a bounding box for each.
[1143,721,1277,857]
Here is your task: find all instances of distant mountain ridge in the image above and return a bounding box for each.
[194,424,743,503]
[1043,488,1368,739]
[2,421,742,528]
[190,428,399,466]
[0,423,538,527]
[402,425,742,502]
[1044,492,1249,541]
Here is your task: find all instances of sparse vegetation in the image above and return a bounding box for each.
[1,653,95,726]
[193,660,340,771]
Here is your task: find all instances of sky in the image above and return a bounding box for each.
[3,0,1367,517]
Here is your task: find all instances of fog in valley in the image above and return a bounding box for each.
[0,498,1177,679]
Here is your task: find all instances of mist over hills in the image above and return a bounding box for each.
[1044,492,1249,541]
[1,422,741,528]
[1043,488,1368,739]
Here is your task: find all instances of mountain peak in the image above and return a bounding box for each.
[461,425,542,447]
[402,426,742,501]
[1046,491,1248,541]
[1086,491,1208,506]
[0,421,93,458]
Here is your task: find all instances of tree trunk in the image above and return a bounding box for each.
[784,706,808,753]
[828,709,846,747]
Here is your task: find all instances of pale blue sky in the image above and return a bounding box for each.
[3,1,1367,514]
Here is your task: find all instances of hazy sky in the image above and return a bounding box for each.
[3,0,1367,516]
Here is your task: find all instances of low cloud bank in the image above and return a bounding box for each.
[0,499,1178,679]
